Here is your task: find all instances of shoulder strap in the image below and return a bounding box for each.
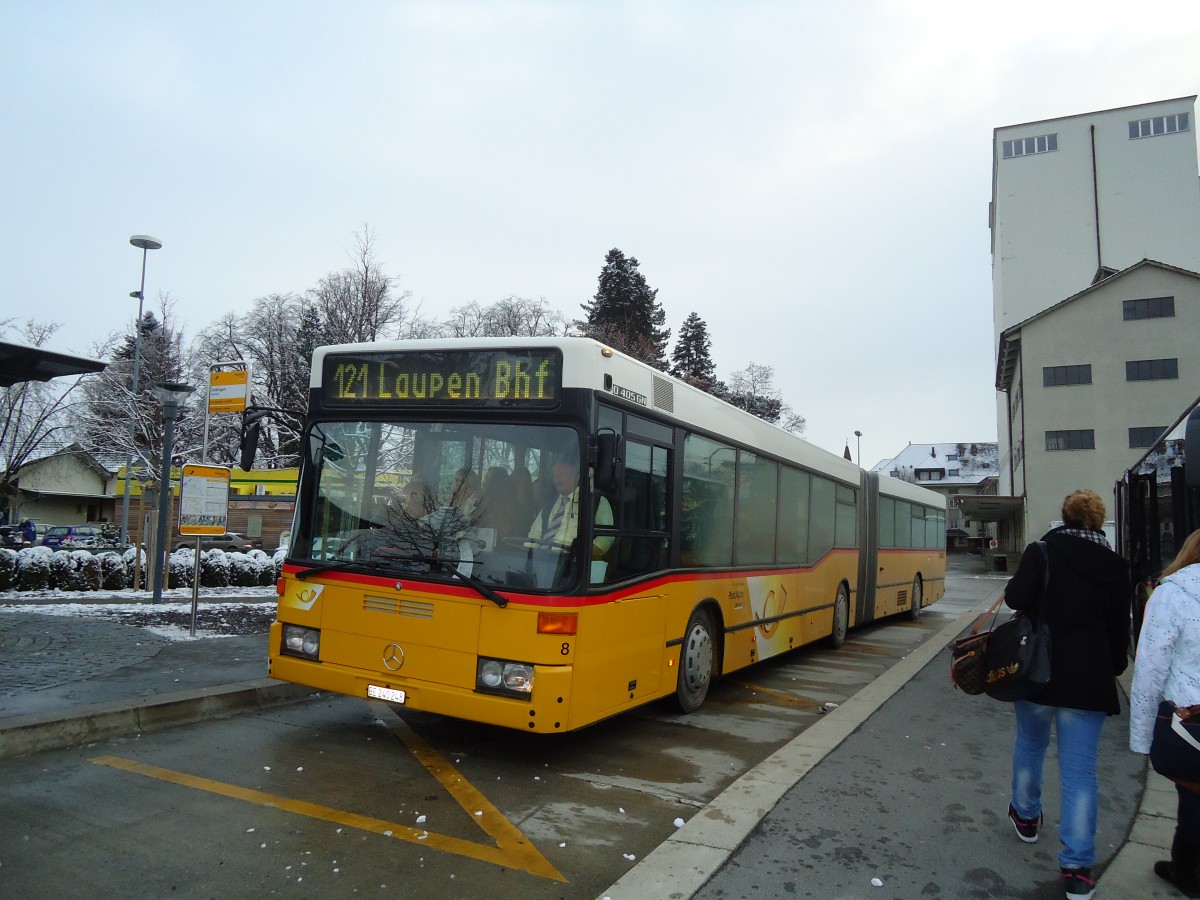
[1032,540,1050,614]
[968,595,1005,636]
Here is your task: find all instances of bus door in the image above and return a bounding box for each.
[593,404,674,586]
[855,471,880,623]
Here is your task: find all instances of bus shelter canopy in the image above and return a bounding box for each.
[0,341,107,387]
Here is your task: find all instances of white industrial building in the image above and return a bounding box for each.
[980,95,1200,551]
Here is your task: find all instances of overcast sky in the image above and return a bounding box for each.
[4,2,1199,466]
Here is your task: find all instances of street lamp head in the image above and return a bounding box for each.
[854,430,862,438]
[130,235,163,251]
[151,381,194,407]
[130,290,143,299]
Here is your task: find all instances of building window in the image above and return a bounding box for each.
[916,470,943,481]
[1129,113,1190,139]
[1129,426,1167,448]
[1043,364,1092,387]
[946,453,958,461]
[1002,133,1058,159]
[1123,296,1175,320]
[1045,430,1095,451]
[948,468,960,477]
[1126,358,1179,381]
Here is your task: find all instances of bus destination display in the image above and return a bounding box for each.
[322,349,562,407]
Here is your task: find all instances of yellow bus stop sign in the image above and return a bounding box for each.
[209,369,249,414]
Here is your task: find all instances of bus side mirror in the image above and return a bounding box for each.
[240,409,265,472]
[594,431,622,493]
[1186,407,1200,488]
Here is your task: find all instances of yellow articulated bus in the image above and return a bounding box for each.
[249,337,946,733]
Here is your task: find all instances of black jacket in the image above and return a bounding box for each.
[1004,527,1131,715]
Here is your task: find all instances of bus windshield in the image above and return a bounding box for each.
[294,419,585,593]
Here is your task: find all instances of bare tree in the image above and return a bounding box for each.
[724,362,806,435]
[443,296,569,338]
[309,225,433,343]
[0,320,91,518]
[191,294,310,466]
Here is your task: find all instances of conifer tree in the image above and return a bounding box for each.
[579,248,670,370]
[670,312,718,391]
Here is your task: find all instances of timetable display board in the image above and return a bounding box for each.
[178,465,231,535]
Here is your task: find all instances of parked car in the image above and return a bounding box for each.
[41,524,104,549]
[0,525,24,549]
[174,532,254,552]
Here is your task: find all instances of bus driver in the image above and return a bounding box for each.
[527,458,614,558]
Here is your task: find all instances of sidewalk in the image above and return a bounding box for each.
[0,574,1181,898]
[602,578,1181,899]
[0,593,314,759]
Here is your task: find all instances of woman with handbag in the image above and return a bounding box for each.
[1130,528,1200,897]
[1003,490,1131,900]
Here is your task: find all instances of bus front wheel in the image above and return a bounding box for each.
[830,583,850,648]
[908,575,923,621]
[675,607,716,713]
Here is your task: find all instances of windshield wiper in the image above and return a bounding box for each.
[295,559,382,581]
[432,558,509,608]
[297,549,509,608]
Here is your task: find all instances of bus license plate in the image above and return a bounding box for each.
[368,685,406,704]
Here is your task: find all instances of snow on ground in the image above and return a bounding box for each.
[0,587,277,638]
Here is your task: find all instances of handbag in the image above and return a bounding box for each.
[984,542,1052,702]
[1150,701,1200,793]
[950,596,1003,695]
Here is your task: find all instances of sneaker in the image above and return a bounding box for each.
[1061,866,1096,900]
[1008,804,1042,843]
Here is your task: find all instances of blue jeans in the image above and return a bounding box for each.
[1011,700,1107,869]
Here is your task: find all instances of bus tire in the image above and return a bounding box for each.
[908,574,923,621]
[830,583,850,648]
[675,607,716,713]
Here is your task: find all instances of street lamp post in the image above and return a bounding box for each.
[119,235,162,549]
[150,381,194,603]
[854,430,862,466]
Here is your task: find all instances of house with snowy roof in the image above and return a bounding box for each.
[871,442,999,551]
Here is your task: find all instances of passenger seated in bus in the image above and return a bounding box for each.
[526,459,614,557]
[445,467,481,518]
[478,466,520,537]
[509,466,537,533]
[401,476,437,520]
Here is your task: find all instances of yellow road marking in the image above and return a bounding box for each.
[91,712,565,882]
[366,701,563,880]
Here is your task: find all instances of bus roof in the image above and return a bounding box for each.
[311,337,945,509]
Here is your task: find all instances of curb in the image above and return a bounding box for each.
[0,680,320,760]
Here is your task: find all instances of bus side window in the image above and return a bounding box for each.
[778,467,811,564]
[736,455,778,566]
[809,475,836,561]
[682,433,734,567]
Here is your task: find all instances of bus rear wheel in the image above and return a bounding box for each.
[830,583,850,648]
[908,575,923,621]
[675,607,716,713]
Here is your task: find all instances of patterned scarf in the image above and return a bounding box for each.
[1059,527,1111,550]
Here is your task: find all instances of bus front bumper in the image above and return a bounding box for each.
[268,648,575,734]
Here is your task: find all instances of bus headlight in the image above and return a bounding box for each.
[476,658,534,699]
[282,624,321,660]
